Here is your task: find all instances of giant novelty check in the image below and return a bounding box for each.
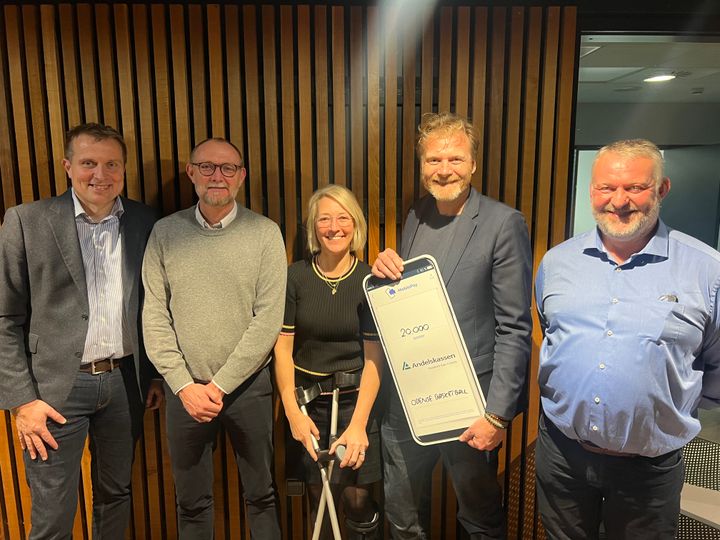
[363,255,486,445]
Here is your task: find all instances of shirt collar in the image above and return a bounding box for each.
[195,202,238,229]
[582,219,669,261]
[71,188,124,221]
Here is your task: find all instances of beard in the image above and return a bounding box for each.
[424,178,470,202]
[201,185,237,207]
[593,198,661,241]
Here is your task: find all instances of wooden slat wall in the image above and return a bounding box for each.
[0,4,577,539]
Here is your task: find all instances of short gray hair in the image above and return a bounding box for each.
[594,139,664,185]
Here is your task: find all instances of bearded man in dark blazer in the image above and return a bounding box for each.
[372,112,532,539]
[0,123,163,539]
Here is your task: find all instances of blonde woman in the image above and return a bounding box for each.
[274,184,383,539]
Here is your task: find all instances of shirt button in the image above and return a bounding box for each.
[611,298,619,304]
[607,330,613,336]
[592,425,599,431]
[594,396,600,404]
[615,267,622,272]
[599,363,606,369]
[81,314,89,320]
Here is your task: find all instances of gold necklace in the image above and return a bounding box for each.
[314,256,352,296]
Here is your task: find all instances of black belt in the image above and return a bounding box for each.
[79,355,130,375]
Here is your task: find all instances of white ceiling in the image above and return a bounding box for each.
[577,35,720,104]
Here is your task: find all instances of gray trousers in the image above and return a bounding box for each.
[23,363,143,540]
[165,366,281,540]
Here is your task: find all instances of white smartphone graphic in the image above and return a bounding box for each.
[363,255,485,445]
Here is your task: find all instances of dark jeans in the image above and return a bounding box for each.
[23,364,143,540]
[165,366,281,540]
[535,414,684,540]
[381,390,505,539]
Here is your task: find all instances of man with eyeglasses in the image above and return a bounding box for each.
[142,137,286,538]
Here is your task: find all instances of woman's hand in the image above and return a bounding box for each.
[331,421,369,470]
[287,410,320,461]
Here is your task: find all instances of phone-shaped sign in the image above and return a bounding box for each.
[363,255,485,445]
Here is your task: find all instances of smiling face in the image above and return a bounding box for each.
[591,152,670,243]
[314,196,355,257]
[63,134,125,220]
[420,130,477,205]
[187,140,245,211]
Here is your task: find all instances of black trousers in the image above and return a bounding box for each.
[165,366,281,540]
[535,414,685,540]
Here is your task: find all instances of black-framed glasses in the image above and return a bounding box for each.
[190,162,243,177]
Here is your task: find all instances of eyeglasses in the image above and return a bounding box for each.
[316,215,353,228]
[191,162,243,177]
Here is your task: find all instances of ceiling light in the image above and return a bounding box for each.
[644,74,676,83]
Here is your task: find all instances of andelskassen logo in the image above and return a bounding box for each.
[386,288,396,298]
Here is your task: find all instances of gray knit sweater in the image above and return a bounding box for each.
[141,206,287,394]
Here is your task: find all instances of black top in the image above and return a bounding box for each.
[281,257,378,387]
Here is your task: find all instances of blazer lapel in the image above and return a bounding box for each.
[46,191,88,300]
[119,200,140,314]
[440,188,479,285]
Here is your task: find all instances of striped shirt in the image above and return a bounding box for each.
[72,190,128,364]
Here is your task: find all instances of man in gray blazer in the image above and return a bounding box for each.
[372,112,532,539]
[0,123,163,539]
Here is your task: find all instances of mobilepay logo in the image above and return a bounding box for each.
[385,282,418,298]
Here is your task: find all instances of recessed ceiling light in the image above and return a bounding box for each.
[644,74,676,83]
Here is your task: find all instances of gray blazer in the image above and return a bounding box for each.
[400,188,532,419]
[0,190,158,410]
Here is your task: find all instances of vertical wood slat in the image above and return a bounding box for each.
[207,5,225,137]
[366,7,380,263]
[243,4,264,214]
[40,5,67,198]
[331,6,347,186]
[225,5,247,209]
[0,7,19,213]
[170,5,193,211]
[470,7,488,193]
[114,4,141,201]
[382,3,398,253]
[314,6,330,187]
[94,4,117,130]
[21,5,51,201]
[151,4,177,215]
[297,5,314,218]
[76,4,98,123]
[280,5,298,261]
[349,6,364,207]
[0,5,579,539]
[133,4,159,209]
[5,5,34,204]
[261,6,281,224]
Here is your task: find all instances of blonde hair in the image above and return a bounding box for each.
[416,112,479,159]
[306,184,367,256]
[594,139,664,185]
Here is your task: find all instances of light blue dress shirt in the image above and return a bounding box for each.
[71,189,127,363]
[536,221,720,457]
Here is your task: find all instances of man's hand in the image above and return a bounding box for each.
[287,410,320,461]
[459,416,505,451]
[145,380,165,410]
[12,400,67,461]
[331,421,369,470]
[372,249,404,280]
[178,383,223,423]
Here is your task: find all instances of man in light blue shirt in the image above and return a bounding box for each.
[535,139,720,539]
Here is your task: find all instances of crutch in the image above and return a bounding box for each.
[312,371,360,540]
[295,383,344,540]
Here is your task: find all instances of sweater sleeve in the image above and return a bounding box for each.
[141,226,195,393]
[212,224,288,393]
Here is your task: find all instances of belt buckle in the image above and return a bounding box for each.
[91,358,115,375]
